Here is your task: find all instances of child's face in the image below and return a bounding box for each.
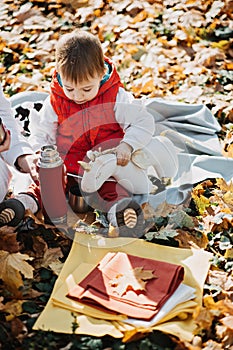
[61,74,103,104]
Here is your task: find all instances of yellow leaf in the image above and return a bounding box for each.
[211,40,230,50]
[223,192,233,207]
[192,194,210,215]
[203,295,219,310]
[127,44,139,55]
[204,295,233,316]
[224,248,233,259]
[122,327,149,343]
[132,76,155,95]
[4,300,23,322]
[0,251,34,295]
[216,178,233,192]
[192,179,213,196]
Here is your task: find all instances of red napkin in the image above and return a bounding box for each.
[67,252,184,320]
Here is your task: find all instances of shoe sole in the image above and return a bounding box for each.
[115,198,145,238]
[0,198,25,227]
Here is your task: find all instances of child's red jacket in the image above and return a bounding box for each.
[50,57,124,175]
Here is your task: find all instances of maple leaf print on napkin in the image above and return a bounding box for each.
[109,266,156,296]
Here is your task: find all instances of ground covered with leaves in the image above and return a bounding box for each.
[0,0,233,349]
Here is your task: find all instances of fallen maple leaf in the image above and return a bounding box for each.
[193,305,214,332]
[41,247,63,268]
[0,226,20,253]
[206,271,233,299]
[168,210,195,229]
[141,202,157,220]
[216,178,233,192]
[109,266,156,296]
[0,296,4,310]
[10,317,26,339]
[204,295,233,316]
[216,322,233,349]
[222,191,233,209]
[3,300,23,322]
[49,259,64,276]
[0,251,34,296]
[192,193,211,215]
[154,201,180,217]
[176,228,209,249]
[220,315,233,330]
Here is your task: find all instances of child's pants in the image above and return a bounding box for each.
[0,158,12,202]
[27,177,131,214]
[26,135,179,214]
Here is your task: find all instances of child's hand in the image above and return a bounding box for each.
[116,142,132,166]
[0,130,10,152]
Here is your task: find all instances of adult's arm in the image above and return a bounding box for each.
[28,95,58,152]
[0,84,34,166]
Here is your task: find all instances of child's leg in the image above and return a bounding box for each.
[87,180,131,213]
[0,158,12,202]
[0,182,40,227]
[89,181,145,237]
[107,197,145,237]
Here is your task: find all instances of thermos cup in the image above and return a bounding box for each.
[38,145,67,224]
[68,185,91,213]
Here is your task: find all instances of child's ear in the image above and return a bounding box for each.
[99,73,105,82]
[103,67,107,77]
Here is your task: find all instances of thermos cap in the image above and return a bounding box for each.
[38,145,63,168]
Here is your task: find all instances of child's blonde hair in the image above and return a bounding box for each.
[56,30,105,83]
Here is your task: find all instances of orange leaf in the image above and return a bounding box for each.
[131,10,148,24]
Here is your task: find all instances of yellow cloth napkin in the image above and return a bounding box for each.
[33,232,212,342]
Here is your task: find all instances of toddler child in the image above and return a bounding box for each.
[0,30,178,235]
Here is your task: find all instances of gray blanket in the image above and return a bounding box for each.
[144,98,232,207]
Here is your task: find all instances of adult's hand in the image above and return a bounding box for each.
[16,154,40,183]
[0,130,10,152]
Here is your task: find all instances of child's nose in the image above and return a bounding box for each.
[74,90,83,100]
[74,90,81,99]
